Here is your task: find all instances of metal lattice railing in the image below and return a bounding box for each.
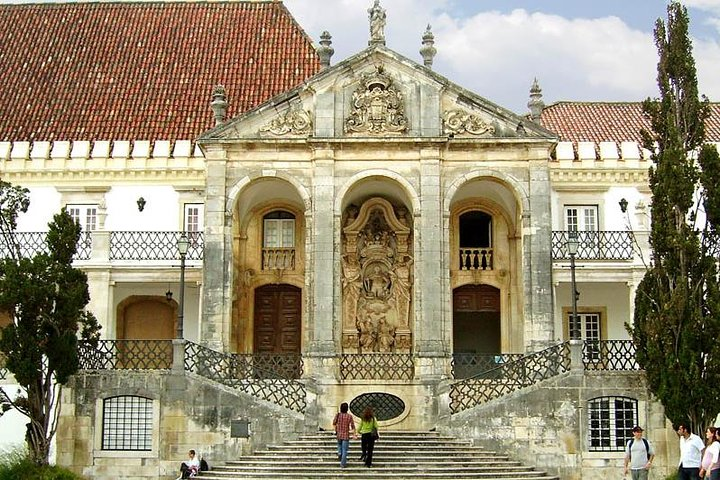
[449,342,571,414]
[340,354,414,380]
[0,232,91,260]
[451,353,524,379]
[184,342,306,412]
[78,340,173,370]
[552,230,634,260]
[110,231,204,260]
[0,352,8,380]
[583,340,640,370]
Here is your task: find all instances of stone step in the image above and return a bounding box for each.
[195,431,558,480]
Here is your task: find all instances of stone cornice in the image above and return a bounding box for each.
[550,168,648,186]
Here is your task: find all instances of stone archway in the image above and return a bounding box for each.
[117,295,176,340]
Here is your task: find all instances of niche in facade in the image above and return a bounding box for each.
[341,197,413,353]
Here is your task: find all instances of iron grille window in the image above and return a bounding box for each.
[349,392,405,421]
[588,396,637,451]
[102,396,153,451]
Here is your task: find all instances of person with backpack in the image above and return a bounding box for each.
[624,426,655,480]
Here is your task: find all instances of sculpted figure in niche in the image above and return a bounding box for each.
[377,316,395,353]
[363,264,392,300]
[342,253,362,326]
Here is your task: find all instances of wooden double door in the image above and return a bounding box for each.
[253,284,302,355]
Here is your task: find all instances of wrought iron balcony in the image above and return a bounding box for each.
[459,247,493,270]
[552,230,634,260]
[451,353,524,379]
[583,340,640,370]
[110,231,204,260]
[0,231,92,260]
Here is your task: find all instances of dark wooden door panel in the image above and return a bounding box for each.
[254,285,301,354]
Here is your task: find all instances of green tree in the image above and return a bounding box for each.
[0,180,100,464]
[630,2,720,434]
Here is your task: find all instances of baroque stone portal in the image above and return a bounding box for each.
[342,198,413,353]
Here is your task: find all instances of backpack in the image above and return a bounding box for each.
[628,438,650,460]
[199,458,210,472]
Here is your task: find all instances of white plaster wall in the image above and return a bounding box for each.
[105,186,180,231]
[16,187,62,231]
[554,282,632,341]
[0,384,27,454]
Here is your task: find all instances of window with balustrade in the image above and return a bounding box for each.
[262,211,295,270]
[587,396,637,451]
[458,211,492,270]
[101,395,153,451]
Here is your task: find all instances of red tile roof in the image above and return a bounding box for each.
[0,1,320,142]
[541,101,720,144]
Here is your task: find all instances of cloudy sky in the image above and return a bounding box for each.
[284,0,720,114]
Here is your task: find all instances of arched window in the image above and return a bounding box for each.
[458,211,492,270]
[262,211,296,270]
[587,396,637,451]
[102,395,153,451]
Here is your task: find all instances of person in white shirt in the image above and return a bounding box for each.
[678,423,705,480]
[178,449,200,479]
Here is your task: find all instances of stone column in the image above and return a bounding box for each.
[415,148,448,378]
[304,149,336,375]
[524,160,554,351]
[200,145,228,351]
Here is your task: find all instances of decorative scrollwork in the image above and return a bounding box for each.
[443,109,495,136]
[260,107,312,136]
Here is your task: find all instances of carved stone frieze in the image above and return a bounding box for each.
[341,197,413,353]
[260,106,312,136]
[443,109,495,136]
[345,66,407,135]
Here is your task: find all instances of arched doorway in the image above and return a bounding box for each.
[253,284,301,355]
[452,284,501,377]
[116,296,175,368]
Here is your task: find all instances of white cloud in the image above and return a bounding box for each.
[285,1,716,112]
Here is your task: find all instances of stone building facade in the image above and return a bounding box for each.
[5,1,720,479]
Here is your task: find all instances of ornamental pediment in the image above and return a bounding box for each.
[344,65,408,136]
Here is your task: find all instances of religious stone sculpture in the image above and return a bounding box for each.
[341,198,413,353]
[368,0,386,46]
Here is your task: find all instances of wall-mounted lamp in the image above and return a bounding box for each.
[619,198,628,213]
[165,290,173,302]
[137,197,146,212]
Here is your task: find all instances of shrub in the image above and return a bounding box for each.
[0,449,86,480]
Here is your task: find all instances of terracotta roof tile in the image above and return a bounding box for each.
[541,101,720,144]
[0,1,320,142]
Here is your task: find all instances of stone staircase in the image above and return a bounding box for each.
[196,431,559,479]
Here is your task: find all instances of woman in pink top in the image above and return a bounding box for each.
[700,427,720,479]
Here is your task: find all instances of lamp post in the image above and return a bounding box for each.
[176,233,189,339]
[567,231,580,341]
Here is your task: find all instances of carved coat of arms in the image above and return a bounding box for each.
[345,66,407,135]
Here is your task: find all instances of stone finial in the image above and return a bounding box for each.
[317,31,334,69]
[211,84,228,126]
[419,24,437,68]
[368,0,386,46]
[527,78,545,122]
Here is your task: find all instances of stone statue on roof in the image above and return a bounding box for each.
[368,0,386,46]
